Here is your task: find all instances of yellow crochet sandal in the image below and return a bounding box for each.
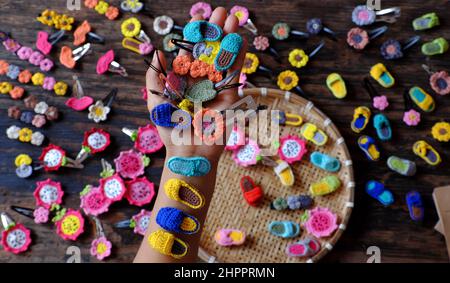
[351,106,371,133]
[413,140,441,166]
[310,175,342,196]
[370,63,395,88]
[300,123,328,146]
[164,178,205,209]
[274,160,295,186]
[326,73,347,99]
[148,229,188,259]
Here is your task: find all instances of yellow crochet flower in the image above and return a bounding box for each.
[19,128,33,143]
[54,14,75,31]
[121,17,141,38]
[95,0,110,15]
[54,82,68,96]
[277,70,299,91]
[0,82,13,94]
[289,49,309,68]
[31,73,45,86]
[15,154,32,167]
[432,122,450,142]
[198,41,220,65]
[242,53,259,74]
[37,9,57,26]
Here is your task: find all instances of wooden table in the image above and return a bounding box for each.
[1,0,449,263]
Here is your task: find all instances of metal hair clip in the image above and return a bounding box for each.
[96,50,128,77]
[10,206,35,219]
[59,43,91,69]
[1,212,32,254]
[352,5,401,26]
[36,30,66,55]
[74,20,104,46]
[380,35,420,60]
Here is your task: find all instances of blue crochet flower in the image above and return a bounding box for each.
[306,18,322,35]
[287,195,301,210]
[7,64,20,80]
[271,197,287,210]
[20,111,34,124]
[380,39,403,60]
[352,5,376,26]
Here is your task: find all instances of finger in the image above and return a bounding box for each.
[208,7,227,28]
[223,13,239,35]
[146,51,167,110]
[178,14,203,57]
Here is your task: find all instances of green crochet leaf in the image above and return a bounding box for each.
[143,155,151,167]
[100,169,115,178]
[82,146,92,154]
[129,219,136,228]
[80,185,92,196]
[130,131,138,142]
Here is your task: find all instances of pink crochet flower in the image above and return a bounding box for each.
[347,27,369,50]
[403,109,421,127]
[39,58,54,72]
[139,42,154,55]
[305,207,338,238]
[32,114,47,128]
[80,186,112,216]
[29,51,44,66]
[17,46,33,60]
[239,73,247,90]
[225,126,245,150]
[373,95,389,111]
[3,39,21,52]
[0,224,31,254]
[43,76,56,90]
[99,174,127,202]
[90,236,112,260]
[33,206,49,224]
[84,0,99,8]
[230,5,249,26]
[430,71,450,96]
[253,35,270,51]
[190,2,212,19]
[125,177,155,206]
[132,209,151,236]
[114,150,146,179]
[232,139,260,166]
[278,135,307,164]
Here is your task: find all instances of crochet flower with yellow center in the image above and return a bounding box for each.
[277,70,299,91]
[121,17,141,38]
[95,0,110,14]
[37,9,57,26]
[54,14,75,31]
[242,53,259,74]
[432,122,450,142]
[19,128,33,143]
[289,49,309,68]
[31,73,45,86]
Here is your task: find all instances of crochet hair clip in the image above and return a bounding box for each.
[347,26,387,50]
[153,15,184,36]
[288,41,325,69]
[74,20,105,46]
[36,30,67,55]
[65,75,94,111]
[88,88,118,123]
[306,18,337,41]
[380,36,421,60]
[252,35,281,62]
[352,5,401,26]
[1,212,32,254]
[90,217,112,261]
[59,43,91,69]
[121,17,153,56]
[113,209,151,236]
[97,50,128,77]
[39,144,84,172]
[75,128,111,164]
[272,22,309,41]
[120,0,145,14]
[422,64,450,96]
[122,124,164,154]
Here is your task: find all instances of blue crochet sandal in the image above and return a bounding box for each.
[268,221,300,238]
[150,103,191,129]
[183,21,223,43]
[167,156,211,177]
[366,180,394,206]
[358,135,381,161]
[156,207,200,234]
[214,33,243,71]
[373,113,392,141]
[310,151,341,172]
[406,191,424,222]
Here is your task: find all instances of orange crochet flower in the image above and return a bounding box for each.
[9,86,25,100]
[105,6,119,20]
[172,55,191,75]
[18,70,32,84]
[0,60,9,75]
[208,65,223,83]
[190,60,209,78]
[84,0,99,9]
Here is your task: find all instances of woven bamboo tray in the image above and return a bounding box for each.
[198,88,355,263]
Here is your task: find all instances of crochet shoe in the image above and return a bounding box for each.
[214,33,243,72]
[156,207,200,234]
[300,123,328,146]
[351,106,371,133]
[215,229,246,246]
[413,140,441,166]
[373,113,392,141]
[286,237,321,257]
[370,63,395,88]
[387,156,417,176]
[406,191,424,222]
[167,156,211,177]
[358,135,381,161]
[183,20,223,43]
[148,229,188,259]
[413,13,440,31]
[421,37,449,56]
[240,176,264,206]
[366,180,394,206]
[409,86,435,112]
[310,152,341,172]
[268,221,300,238]
[164,178,205,209]
[310,175,341,196]
[151,103,192,129]
[326,73,347,99]
[274,160,295,187]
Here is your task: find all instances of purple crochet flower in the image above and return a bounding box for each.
[190,2,212,19]
[3,38,21,52]
[17,46,33,60]
[403,109,421,127]
[306,18,322,35]
[6,64,20,80]
[43,76,56,90]
[29,51,44,66]
[352,5,376,26]
[287,195,313,210]
[39,58,54,72]
[380,39,403,60]
[20,111,35,124]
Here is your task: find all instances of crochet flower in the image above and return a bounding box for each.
[55,210,84,241]
[0,82,13,94]
[277,70,299,91]
[19,128,33,142]
[306,18,323,35]
[43,76,56,91]
[33,179,63,209]
[253,35,270,51]
[6,125,20,140]
[32,115,47,128]
[272,197,288,210]
[373,95,389,111]
[82,128,111,154]
[230,5,249,26]
[31,131,45,146]
[153,15,174,35]
[432,122,450,142]
[287,196,302,210]
[20,111,34,124]
[114,150,146,179]
[272,22,290,40]
[163,33,182,52]
[347,28,369,50]
[54,81,68,96]
[88,100,110,123]
[45,106,59,121]
[94,0,109,15]
[29,51,44,66]
[352,5,375,26]
[304,207,338,238]
[105,6,119,20]
[239,73,247,90]
[242,53,259,74]
[39,59,54,72]
[90,237,112,260]
[24,95,38,108]
[8,106,21,119]
[208,65,223,83]
[9,86,24,100]
[0,224,31,254]
[380,39,403,60]
[0,60,9,75]
[6,64,20,80]
[288,49,309,68]
[131,209,151,235]
[31,72,45,86]
[33,207,49,224]
[139,42,154,55]
[190,59,209,78]
[190,2,212,19]
[173,55,192,75]
[80,185,112,216]
[39,144,66,171]
[84,0,99,8]
[430,71,450,95]
[403,109,421,127]
[121,17,141,38]
[17,46,33,60]
[3,38,21,52]
[37,9,57,26]
[18,70,32,84]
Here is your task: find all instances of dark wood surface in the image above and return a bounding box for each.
[1,0,449,263]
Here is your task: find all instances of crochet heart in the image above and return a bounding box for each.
[65,96,94,111]
[36,31,52,55]
[59,46,76,69]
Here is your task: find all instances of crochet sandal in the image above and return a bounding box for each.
[358,135,381,161]
[366,180,394,206]
[387,156,417,176]
[214,33,243,71]
[409,86,435,112]
[286,237,321,257]
[421,37,448,56]
[351,106,371,133]
[150,103,192,129]
[156,207,200,234]
[240,176,263,206]
[183,20,223,43]
[167,156,211,177]
[148,229,188,259]
[326,73,347,99]
[370,63,395,88]
[164,178,205,209]
[406,191,424,222]
[413,140,441,166]
[310,175,342,196]
[273,111,303,126]
[413,13,440,31]
[310,151,341,172]
[373,113,392,141]
[274,160,295,186]
[300,123,328,146]
[268,221,300,238]
[214,229,246,246]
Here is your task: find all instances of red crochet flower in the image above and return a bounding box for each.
[39,144,66,172]
[33,178,64,209]
[82,128,111,154]
[1,224,32,254]
[99,173,126,202]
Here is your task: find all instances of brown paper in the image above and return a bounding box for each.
[432,186,450,261]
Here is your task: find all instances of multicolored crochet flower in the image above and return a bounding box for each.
[304,207,338,238]
[190,2,212,19]
[121,17,141,38]
[306,18,323,35]
[288,49,309,68]
[114,150,146,179]
[39,144,66,171]
[277,70,299,91]
[352,5,375,26]
[430,71,450,95]
[7,65,20,80]
[347,27,369,50]
[242,53,259,74]
[272,22,290,40]
[403,109,421,127]
[431,122,450,142]
[373,95,389,111]
[253,35,270,51]
[88,100,110,123]
[230,5,249,26]
[0,223,31,254]
[80,185,112,216]
[380,39,403,60]
[55,209,85,241]
[90,236,112,260]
